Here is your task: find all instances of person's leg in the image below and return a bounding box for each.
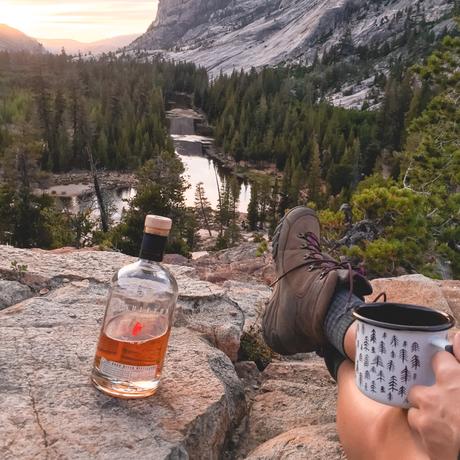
[336,325,429,460]
[263,207,431,458]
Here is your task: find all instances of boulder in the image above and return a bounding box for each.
[176,286,244,362]
[0,280,33,310]
[2,244,459,460]
[246,424,345,460]
[0,245,135,288]
[236,359,339,457]
[0,280,246,460]
[193,243,276,285]
[369,274,458,322]
[440,280,460,323]
[222,280,271,331]
[0,246,246,362]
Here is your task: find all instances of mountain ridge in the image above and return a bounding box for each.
[39,34,140,55]
[0,24,44,53]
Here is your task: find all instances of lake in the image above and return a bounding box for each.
[53,107,251,222]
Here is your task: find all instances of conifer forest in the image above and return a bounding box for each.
[0,25,459,279]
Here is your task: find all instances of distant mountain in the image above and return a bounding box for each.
[0,24,44,53]
[129,0,454,75]
[39,34,140,55]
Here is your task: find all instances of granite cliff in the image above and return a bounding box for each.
[129,0,454,76]
[0,244,458,459]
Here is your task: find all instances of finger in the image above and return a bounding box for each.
[431,350,458,380]
[407,385,425,408]
[407,407,422,432]
[454,333,460,362]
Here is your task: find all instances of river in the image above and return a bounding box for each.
[51,106,251,222]
[169,107,251,213]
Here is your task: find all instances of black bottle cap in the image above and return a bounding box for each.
[139,215,172,262]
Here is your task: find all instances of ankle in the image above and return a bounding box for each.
[323,288,363,357]
[343,322,357,361]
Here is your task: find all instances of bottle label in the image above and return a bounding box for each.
[99,358,158,381]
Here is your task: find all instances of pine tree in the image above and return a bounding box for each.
[247,183,259,231]
[268,178,279,237]
[194,182,213,237]
[307,137,321,204]
[35,75,53,170]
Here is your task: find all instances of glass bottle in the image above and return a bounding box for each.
[91,215,178,399]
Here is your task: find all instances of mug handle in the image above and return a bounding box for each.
[431,338,454,355]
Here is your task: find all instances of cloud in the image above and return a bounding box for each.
[2,1,158,41]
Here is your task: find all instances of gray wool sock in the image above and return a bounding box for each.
[323,345,346,382]
[323,287,364,357]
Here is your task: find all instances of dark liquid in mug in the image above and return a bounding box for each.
[354,303,454,331]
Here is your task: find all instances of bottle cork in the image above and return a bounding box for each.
[144,215,172,237]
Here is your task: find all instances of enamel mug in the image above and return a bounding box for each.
[353,303,455,408]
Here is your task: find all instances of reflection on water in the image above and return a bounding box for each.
[56,188,136,223]
[169,104,251,213]
[54,107,251,221]
[179,152,250,213]
[54,152,250,223]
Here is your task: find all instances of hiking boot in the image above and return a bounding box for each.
[262,206,373,355]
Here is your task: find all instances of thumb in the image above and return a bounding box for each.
[454,333,460,362]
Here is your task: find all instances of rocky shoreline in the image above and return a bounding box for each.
[36,171,137,197]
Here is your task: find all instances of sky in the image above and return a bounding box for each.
[0,0,158,42]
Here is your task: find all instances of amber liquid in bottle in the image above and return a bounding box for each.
[92,310,172,398]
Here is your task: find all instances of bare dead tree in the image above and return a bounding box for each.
[195,182,212,237]
[86,145,109,233]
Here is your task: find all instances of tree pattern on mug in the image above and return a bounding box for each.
[370,329,377,343]
[388,375,398,392]
[401,366,411,383]
[411,354,421,369]
[399,348,408,363]
[371,381,377,393]
[372,355,384,367]
[357,324,422,403]
[364,336,370,351]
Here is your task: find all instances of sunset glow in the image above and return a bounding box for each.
[0,1,158,42]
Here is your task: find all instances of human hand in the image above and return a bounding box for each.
[407,333,460,460]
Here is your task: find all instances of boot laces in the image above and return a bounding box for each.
[271,232,357,305]
[270,231,386,305]
[300,231,357,303]
[300,232,387,303]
